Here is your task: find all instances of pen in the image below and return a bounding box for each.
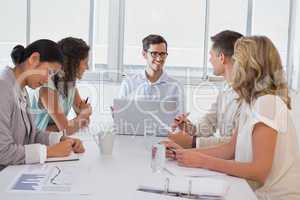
[175,112,190,123]
[166,147,176,157]
[85,97,89,104]
[62,129,67,137]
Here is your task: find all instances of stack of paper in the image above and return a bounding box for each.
[46,152,80,163]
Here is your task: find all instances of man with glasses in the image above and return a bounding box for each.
[119,34,184,113]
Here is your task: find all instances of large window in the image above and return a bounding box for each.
[291,0,300,91]
[94,0,109,67]
[207,0,248,73]
[0,0,296,87]
[252,0,290,68]
[123,0,206,77]
[30,0,90,42]
[0,0,27,66]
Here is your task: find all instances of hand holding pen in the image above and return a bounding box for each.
[170,112,196,135]
[78,97,92,122]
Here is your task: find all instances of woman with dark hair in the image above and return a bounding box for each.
[0,39,85,170]
[31,37,92,135]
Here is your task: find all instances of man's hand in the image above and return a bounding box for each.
[171,113,196,135]
[168,131,193,148]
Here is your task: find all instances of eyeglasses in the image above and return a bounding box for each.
[147,51,168,59]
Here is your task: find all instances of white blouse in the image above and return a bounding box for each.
[235,95,300,200]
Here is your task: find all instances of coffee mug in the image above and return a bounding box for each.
[94,131,115,155]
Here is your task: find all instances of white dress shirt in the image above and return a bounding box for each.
[194,82,241,147]
[119,71,184,113]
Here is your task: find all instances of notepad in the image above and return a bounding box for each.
[138,175,230,198]
[45,152,80,163]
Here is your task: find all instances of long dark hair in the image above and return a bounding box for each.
[53,37,90,98]
[11,39,63,65]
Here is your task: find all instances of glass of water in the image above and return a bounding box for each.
[144,119,157,149]
[151,143,166,173]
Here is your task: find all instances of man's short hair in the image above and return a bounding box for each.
[142,34,168,52]
[211,30,243,57]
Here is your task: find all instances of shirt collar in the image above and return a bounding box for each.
[143,70,168,85]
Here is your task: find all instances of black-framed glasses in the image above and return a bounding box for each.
[147,51,168,59]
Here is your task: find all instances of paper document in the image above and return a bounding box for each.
[138,175,230,198]
[46,152,80,163]
[165,161,227,177]
[8,164,90,195]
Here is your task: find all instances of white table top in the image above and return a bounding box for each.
[0,135,257,200]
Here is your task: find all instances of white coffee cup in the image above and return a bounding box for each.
[94,129,115,156]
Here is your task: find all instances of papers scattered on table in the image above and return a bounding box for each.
[137,175,230,199]
[165,161,227,177]
[8,164,90,195]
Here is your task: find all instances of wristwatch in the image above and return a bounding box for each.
[192,136,197,148]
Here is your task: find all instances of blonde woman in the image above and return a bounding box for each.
[163,36,300,200]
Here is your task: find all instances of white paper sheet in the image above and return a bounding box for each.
[165,161,227,177]
[8,164,90,195]
[46,152,80,163]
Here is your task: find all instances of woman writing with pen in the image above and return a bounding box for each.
[0,39,84,170]
[31,37,92,135]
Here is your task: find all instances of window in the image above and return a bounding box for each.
[123,0,206,78]
[0,0,295,87]
[94,0,109,67]
[0,0,27,66]
[252,0,290,68]
[30,0,90,42]
[291,0,300,91]
[207,0,248,74]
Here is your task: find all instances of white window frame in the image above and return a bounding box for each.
[21,0,295,87]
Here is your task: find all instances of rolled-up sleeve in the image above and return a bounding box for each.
[194,100,218,137]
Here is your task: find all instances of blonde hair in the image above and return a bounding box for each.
[231,36,291,109]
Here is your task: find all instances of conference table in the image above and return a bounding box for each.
[0,134,258,200]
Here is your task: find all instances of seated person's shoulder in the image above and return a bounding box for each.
[164,74,182,88]
[0,77,14,96]
[252,94,289,130]
[254,94,286,110]
[0,80,15,107]
[120,73,145,85]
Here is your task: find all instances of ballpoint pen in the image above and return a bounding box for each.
[85,97,89,104]
[166,147,176,158]
[174,112,190,124]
